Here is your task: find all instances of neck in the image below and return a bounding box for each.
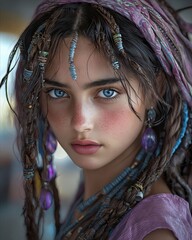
[83,141,141,200]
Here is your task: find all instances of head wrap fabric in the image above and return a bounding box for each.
[34,0,192,107]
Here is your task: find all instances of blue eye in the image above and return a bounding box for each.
[98,89,118,98]
[48,89,67,99]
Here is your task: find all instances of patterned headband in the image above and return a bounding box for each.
[34,0,192,107]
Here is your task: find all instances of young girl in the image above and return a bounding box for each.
[1,0,192,239]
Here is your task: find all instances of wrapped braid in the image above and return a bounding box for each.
[93,4,125,56]
[22,97,41,239]
[16,6,65,239]
[139,78,182,193]
[21,50,43,239]
[41,120,61,233]
[51,179,61,233]
[165,113,192,209]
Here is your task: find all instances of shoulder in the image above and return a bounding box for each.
[143,229,177,240]
[110,194,192,240]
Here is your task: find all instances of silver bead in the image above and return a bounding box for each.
[135,191,144,202]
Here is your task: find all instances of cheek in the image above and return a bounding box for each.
[100,109,140,133]
[46,107,68,132]
[99,101,145,138]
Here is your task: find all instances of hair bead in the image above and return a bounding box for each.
[113,33,124,52]
[23,68,33,81]
[69,32,78,80]
[133,182,144,202]
[39,185,53,210]
[38,50,49,71]
[23,167,35,180]
[112,60,120,70]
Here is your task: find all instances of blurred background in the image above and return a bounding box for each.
[0,0,192,240]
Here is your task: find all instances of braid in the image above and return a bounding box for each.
[21,39,44,238]
[18,7,66,239]
[41,121,61,233]
[165,112,192,209]
[94,4,125,56]
[22,84,42,239]
[94,5,119,34]
[51,179,61,232]
[138,78,182,195]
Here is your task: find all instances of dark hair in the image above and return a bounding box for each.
[3,2,192,239]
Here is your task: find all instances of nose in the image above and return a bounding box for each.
[71,102,94,133]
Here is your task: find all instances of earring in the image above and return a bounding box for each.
[39,130,57,210]
[141,108,157,152]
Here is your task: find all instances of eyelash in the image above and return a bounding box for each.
[44,88,120,101]
[96,88,119,101]
[45,88,68,99]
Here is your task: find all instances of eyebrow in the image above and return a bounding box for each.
[44,78,121,89]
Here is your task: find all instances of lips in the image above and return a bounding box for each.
[71,140,101,155]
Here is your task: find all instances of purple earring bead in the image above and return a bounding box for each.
[46,164,56,181]
[40,187,53,210]
[46,131,57,154]
[141,127,157,152]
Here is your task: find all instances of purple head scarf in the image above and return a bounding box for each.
[34,0,192,107]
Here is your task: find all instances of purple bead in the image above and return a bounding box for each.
[141,127,157,152]
[46,164,56,181]
[39,188,53,210]
[46,131,57,154]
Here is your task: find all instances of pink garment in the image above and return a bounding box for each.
[110,194,192,240]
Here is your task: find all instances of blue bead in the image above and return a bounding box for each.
[69,64,77,80]
[23,68,33,81]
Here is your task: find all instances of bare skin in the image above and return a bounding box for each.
[144,229,177,240]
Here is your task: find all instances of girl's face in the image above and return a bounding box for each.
[41,36,146,171]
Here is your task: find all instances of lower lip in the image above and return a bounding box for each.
[71,144,101,155]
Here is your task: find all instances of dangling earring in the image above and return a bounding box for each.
[39,130,57,210]
[141,108,158,152]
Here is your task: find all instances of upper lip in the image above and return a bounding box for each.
[71,140,101,146]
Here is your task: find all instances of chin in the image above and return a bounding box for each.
[71,158,106,171]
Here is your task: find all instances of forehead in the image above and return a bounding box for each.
[45,36,115,81]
